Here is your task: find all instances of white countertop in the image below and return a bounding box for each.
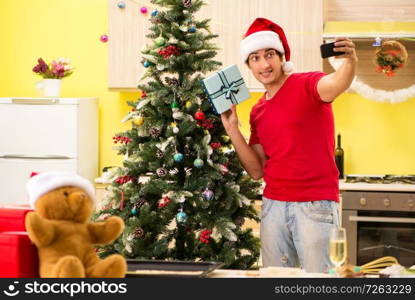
[339,180,415,192]
[95,176,415,193]
[208,267,331,278]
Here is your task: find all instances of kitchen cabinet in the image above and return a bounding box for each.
[322,0,415,93]
[108,0,323,91]
[0,98,98,205]
[324,0,415,22]
[108,0,151,89]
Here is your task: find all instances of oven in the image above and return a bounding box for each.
[342,190,415,267]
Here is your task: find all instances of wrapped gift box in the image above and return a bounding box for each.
[201,64,250,114]
[0,206,33,232]
[0,232,39,277]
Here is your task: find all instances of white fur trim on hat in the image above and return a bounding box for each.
[26,171,95,208]
[240,30,284,62]
[282,61,294,74]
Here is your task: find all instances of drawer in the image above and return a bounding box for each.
[341,191,415,212]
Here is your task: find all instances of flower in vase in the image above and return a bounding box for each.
[32,57,74,79]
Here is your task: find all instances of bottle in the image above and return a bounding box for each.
[335,134,344,179]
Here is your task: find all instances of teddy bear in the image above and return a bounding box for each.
[25,171,127,278]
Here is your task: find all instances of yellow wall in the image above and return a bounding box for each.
[326,21,415,175]
[1,1,414,176]
[333,92,415,174]
[0,0,133,174]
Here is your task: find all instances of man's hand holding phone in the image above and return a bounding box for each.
[321,37,357,64]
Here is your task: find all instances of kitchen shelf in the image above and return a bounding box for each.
[323,21,415,41]
[323,33,415,41]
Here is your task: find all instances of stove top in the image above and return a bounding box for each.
[345,175,415,184]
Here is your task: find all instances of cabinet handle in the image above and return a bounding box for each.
[349,216,415,224]
[359,197,367,206]
[1,155,72,159]
[11,98,59,104]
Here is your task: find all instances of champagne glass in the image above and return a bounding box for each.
[329,227,347,275]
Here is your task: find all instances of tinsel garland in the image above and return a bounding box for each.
[328,57,415,103]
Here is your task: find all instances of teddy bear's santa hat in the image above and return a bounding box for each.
[240,18,294,74]
[27,171,95,208]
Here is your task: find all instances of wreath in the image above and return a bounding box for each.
[374,40,408,77]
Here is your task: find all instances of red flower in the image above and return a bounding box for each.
[158,45,180,59]
[115,175,135,184]
[210,142,222,150]
[200,229,212,244]
[32,58,49,73]
[158,196,171,208]
[197,118,214,130]
[220,163,229,175]
[386,50,399,57]
[32,57,72,79]
[112,135,133,144]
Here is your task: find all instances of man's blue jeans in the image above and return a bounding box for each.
[260,197,340,273]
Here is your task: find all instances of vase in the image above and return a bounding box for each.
[35,79,62,97]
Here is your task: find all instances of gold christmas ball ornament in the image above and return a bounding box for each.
[133,116,144,126]
[155,36,166,47]
[185,101,192,109]
[221,135,230,143]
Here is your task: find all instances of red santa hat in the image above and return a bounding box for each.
[240,18,294,74]
[26,171,95,208]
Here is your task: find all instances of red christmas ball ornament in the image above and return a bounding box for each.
[194,110,205,120]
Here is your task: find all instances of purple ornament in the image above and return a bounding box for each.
[202,188,214,201]
[140,6,148,14]
[100,34,108,43]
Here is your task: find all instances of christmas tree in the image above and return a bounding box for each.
[96,0,261,269]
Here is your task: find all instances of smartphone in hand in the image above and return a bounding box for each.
[320,42,345,58]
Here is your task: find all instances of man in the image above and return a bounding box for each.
[221,18,357,273]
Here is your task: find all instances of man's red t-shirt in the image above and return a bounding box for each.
[249,72,339,202]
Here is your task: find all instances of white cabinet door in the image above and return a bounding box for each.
[0,104,78,157]
[0,158,77,205]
